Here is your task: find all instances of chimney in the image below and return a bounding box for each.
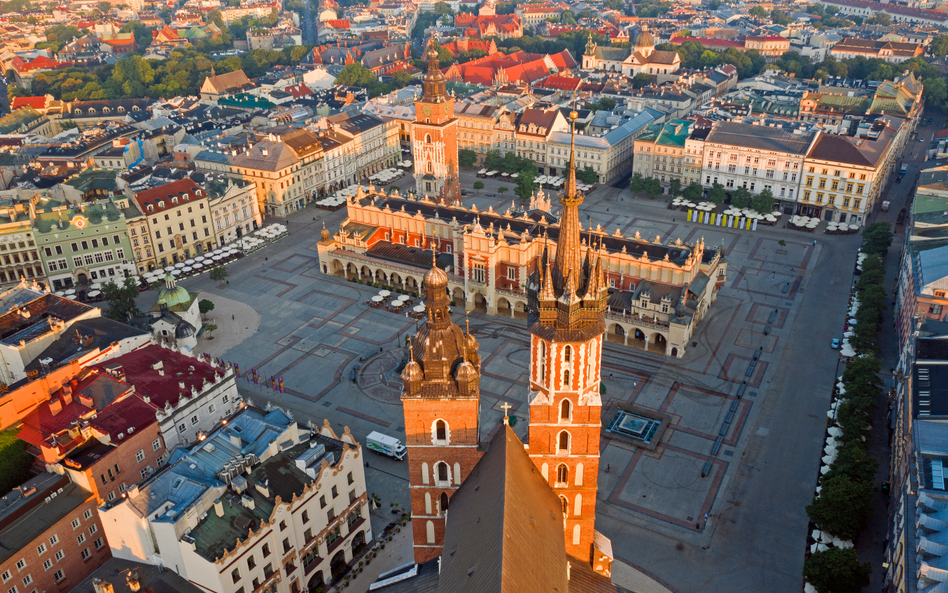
[214,499,224,517]
[79,394,94,408]
[230,434,241,447]
[178,381,186,390]
[126,570,141,593]
[49,398,63,416]
[92,580,114,593]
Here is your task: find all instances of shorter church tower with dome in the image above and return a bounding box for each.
[581,27,681,77]
[131,273,202,352]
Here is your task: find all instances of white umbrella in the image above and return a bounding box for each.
[811,529,822,541]
[172,269,182,276]
[838,223,849,231]
[182,266,193,272]
[174,262,186,268]
[164,265,176,272]
[834,539,854,549]
[213,255,224,261]
[87,290,101,297]
[821,454,836,465]
[413,305,426,313]
[372,296,383,303]
[91,282,103,290]
[185,259,195,265]
[828,426,843,437]
[379,290,391,297]
[54,291,65,296]
[65,288,76,295]
[841,344,857,357]
[193,263,203,269]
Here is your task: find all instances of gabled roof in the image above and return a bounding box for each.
[134,178,206,214]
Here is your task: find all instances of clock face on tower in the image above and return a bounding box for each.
[423,105,432,116]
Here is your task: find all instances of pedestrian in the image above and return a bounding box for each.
[232,314,235,320]
[813,239,817,245]
[610,372,614,380]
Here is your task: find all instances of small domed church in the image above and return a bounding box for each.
[372,110,631,593]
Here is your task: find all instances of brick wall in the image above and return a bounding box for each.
[84,421,166,504]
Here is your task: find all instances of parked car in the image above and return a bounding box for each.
[831,338,841,350]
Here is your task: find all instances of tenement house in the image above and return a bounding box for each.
[90,344,240,451]
[204,177,262,247]
[799,116,900,225]
[130,179,216,271]
[326,111,401,185]
[633,119,707,188]
[0,473,111,593]
[701,121,818,207]
[0,200,44,289]
[318,187,726,357]
[101,407,371,593]
[32,199,136,291]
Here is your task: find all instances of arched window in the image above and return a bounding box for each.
[426,161,433,174]
[575,462,584,486]
[556,464,568,485]
[436,420,446,441]
[437,462,449,483]
[439,492,449,515]
[560,399,571,421]
[424,492,432,514]
[453,462,461,484]
[564,345,572,362]
[560,496,568,516]
[574,494,583,516]
[541,463,549,480]
[421,462,429,485]
[563,369,570,387]
[425,133,432,144]
[537,340,546,380]
[558,431,570,454]
[426,521,435,544]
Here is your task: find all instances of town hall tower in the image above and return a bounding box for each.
[412,45,461,204]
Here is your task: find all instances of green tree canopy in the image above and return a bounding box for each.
[931,35,948,56]
[577,166,598,185]
[102,276,142,322]
[209,266,229,283]
[708,182,726,204]
[459,149,477,168]
[683,182,703,202]
[805,475,873,541]
[802,548,871,593]
[473,180,484,191]
[199,299,215,317]
[752,188,775,214]
[731,186,752,208]
[749,5,768,18]
[668,178,682,197]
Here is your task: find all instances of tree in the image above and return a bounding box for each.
[210,266,229,283]
[498,186,508,196]
[823,440,877,485]
[751,188,775,214]
[749,5,768,18]
[473,180,484,192]
[668,179,682,197]
[731,186,751,208]
[199,299,215,319]
[577,166,598,185]
[805,475,873,541]
[868,12,892,25]
[433,1,453,17]
[803,548,871,593]
[631,73,652,89]
[645,177,663,196]
[515,172,536,202]
[861,222,893,257]
[707,183,727,204]
[629,172,645,193]
[334,63,378,88]
[205,323,218,338]
[683,182,703,202]
[0,429,33,496]
[770,8,792,24]
[459,149,477,168]
[102,276,142,322]
[603,0,623,10]
[931,35,948,56]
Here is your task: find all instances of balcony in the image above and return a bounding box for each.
[252,571,280,593]
[303,554,324,575]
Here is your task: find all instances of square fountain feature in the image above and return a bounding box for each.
[607,409,662,444]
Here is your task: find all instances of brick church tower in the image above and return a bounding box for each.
[527,109,608,564]
[400,255,482,563]
[412,44,461,204]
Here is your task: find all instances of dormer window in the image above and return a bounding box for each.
[640,297,649,309]
[195,190,202,196]
[182,193,189,200]
[147,205,154,212]
[171,197,178,204]
[158,201,165,208]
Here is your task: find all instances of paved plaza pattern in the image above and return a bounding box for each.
[165,175,865,592]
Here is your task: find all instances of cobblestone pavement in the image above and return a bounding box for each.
[154,166,871,592]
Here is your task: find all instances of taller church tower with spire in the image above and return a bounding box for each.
[527,109,608,563]
[400,256,482,563]
[412,46,461,204]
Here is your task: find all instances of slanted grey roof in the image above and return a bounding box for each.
[705,121,816,155]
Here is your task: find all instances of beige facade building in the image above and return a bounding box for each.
[633,120,705,188]
[131,178,216,271]
[206,178,263,247]
[0,201,44,288]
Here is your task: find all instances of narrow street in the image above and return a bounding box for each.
[856,109,940,591]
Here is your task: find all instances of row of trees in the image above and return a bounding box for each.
[802,223,893,593]
[629,174,776,212]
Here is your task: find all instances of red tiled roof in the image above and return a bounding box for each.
[934,128,948,139]
[89,394,157,441]
[134,178,205,214]
[11,96,45,110]
[90,345,225,410]
[285,82,314,99]
[670,36,743,48]
[540,75,580,89]
[324,19,349,28]
[745,35,786,42]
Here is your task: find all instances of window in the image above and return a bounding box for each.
[558,431,570,453]
[301,510,309,523]
[80,549,90,560]
[48,535,58,546]
[76,534,85,544]
[135,450,145,463]
[231,569,240,584]
[152,439,161,451]
[35,544,46,555]
[556,464,568,485]
[331,485,338,498]
[94,538,103,550]
[54,551,63,562]
[247,556,256,570]
[560,399,571,421]
[8,586,16,593]
[435,420,446,442]
[327,508,335,522]
[347,472,354,485]
[14,562,24,572]
[279,520,287,531]
[438,462,449,483]
[191,415,199,425]
[71,519,80,529]
[41,561,51,572]
[262,543,270,557]
[0,574,8,584]
[319,495,326,509]
[282,538,290,553]
[53,571,64,583]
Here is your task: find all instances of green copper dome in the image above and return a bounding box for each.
[157,273,192,310]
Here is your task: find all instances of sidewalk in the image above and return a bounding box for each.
[194,293,261,358]
[327,517,413,593]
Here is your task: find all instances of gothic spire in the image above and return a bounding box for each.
[554,108,583,296]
